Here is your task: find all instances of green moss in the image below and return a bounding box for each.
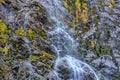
[28,55,40,60]
[35,4,46,17]
[96,1,102,5]
[71,20,76,26]
[82,26,90,33]
[94,16,99,26]
[96,1,104,6]
[85,40,91,50]
[94,46,112,55]
[99,46,104,54]
[105,29,111,39]
[63,0,89,25]
[15,28,25,36]
[0,19,7,37]
[38,29,47,39]
[0,38,8,44]
[7,29,12,35]
[28,50,55,69]
[33,13,38,17]
[110,0,115,4]
[27,28,36,39]
[0,19,10,45]
[40,50,55,58]
[40,50,55,69]
[63,1,70,11]
[32,41,39,50]
[0,47,10,56]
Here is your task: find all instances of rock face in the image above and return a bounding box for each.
[73,0,120,79]
[0,0,56,80]
[0,0,120,80]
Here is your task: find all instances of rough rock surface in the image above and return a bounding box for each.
[0,0,120,80]
[0,0,56,80]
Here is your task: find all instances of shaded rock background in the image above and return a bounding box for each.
[0,0,120,80]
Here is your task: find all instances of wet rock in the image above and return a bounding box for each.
[54,59,71,80]
[116,58,120,70]
[100,12,115,21]
[92,55,117,78]
[84,50,97,62]
[111,26,120,40]
[113,49,120,58]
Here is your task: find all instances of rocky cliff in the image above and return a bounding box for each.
[0,0,120,80]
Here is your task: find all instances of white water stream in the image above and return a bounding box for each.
[38,0,100,80]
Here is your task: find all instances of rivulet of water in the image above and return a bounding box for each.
[37,0,100,80]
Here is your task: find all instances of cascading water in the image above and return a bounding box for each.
[38,0,100,80]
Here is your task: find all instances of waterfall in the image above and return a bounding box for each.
[38,0,100,80]
[1,0,120,79]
